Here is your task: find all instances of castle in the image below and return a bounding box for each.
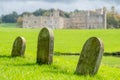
[22,8,107,29]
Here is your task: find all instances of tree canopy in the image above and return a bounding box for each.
[2,11,18,23]
[107,6,120,28]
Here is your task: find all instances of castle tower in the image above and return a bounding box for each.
[86,11,90,29]
[53,10,60,17]
[103,7,107,29]
[96,9,103,14]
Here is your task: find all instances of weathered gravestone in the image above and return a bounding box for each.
[11,36,26,57]
[37,27,54,64]
[75,37,104,75]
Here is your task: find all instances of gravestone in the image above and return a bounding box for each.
[37,27,54,64]
[75,37,104,75]
[11,36,26,57]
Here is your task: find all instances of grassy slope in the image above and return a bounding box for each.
[0,27,120,79]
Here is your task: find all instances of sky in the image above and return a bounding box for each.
[0,0,120,15]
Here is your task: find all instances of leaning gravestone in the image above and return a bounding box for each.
[11,36,26,57]
[37,27,54,64]
[75,37,104,75]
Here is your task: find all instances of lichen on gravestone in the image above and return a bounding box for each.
[11,36,26,57]
[37,27,54,64]
[75,37,104,76]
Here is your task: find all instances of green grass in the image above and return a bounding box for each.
[0,27,120,79]
[0,55,120,80]
[0,27,120,55]
[0,23,17,28]
[54,29,120,53]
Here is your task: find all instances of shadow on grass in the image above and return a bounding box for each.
[43,69,71,75]
[54,51,120,57]
[11,62,74,75]
[54,51,80,56]
[42,65,73,75]
[104,52,120,57]
[0,55,11,58]
[11,63,74,75]
[42,65,94,77]
[13,63,37,66]
[0,55,101,76]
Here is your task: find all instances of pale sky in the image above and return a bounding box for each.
[0,0,120,15]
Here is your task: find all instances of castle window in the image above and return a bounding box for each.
[24,21,28,23]
[44,21,47,24]
[34,21,37,23]
[49,20,52,23]
[55,21,57,24]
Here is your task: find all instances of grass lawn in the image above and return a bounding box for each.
[0,27,120,54]
[0,23,17,28]
[0,27,120,80]
[0,55,120,80]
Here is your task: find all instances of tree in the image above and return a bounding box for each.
[111,6,116,15]
[21,12,32,16]
[74,9,79,13]
[2,11,18,23]
[103,6,107,11]
[17,16,23,28]
[107,6,120,28]
[107,11,120,28]
[0,17,2,23]
[33,8,46,16]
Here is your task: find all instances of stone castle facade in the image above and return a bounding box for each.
[22,8,107,29]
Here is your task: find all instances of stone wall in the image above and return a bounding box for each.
[22,9,107,29]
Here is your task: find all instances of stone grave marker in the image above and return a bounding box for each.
[37,27,54,64]
[75,37,104,75]
[11,36,26,57]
